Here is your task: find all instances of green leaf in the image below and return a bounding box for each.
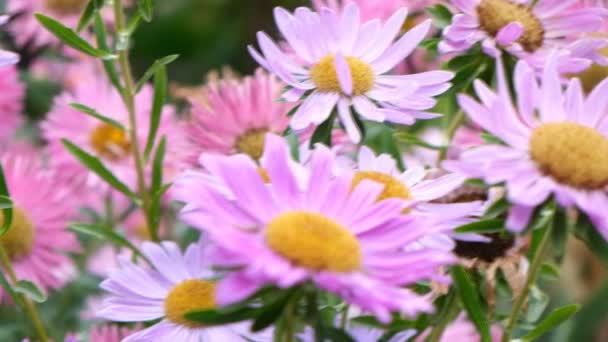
[76,0,104,32]
[35,13,116,60]
[70,223,147,262]
[395,132,446,151]
[136,0,154,22]
[14,280,47,303]
[149,137,166,234]
[143,65,168,161]
[185,306,258,325]
[0,195,12,210]
[0,272,21,305]
[94,13,122,91]
[135,55,179,92]
[574,214,608,263]
[251,289,297,332]
[0,164,12,236]
[455,219,505,234]
[480,133,503,145]
[450,266,491,342]
[61,139,137,200]
[539,263,560,281]
[419,38,440,50]
[426,4,453,28]
[484,197,510,219]
[310,112,336,147]
[70,103,125,130]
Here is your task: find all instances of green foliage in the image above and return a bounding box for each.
[450,266,491,342]
[0,163,12,235]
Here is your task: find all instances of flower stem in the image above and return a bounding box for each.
[340,304,350,329]
[282,294,298,342]
[438,111,465,162]
[112,0,159,242]
[501,216,554,342]
[428,291,459,342]
[0,246,48,342]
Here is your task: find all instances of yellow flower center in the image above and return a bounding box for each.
[46,0,87,15]
[234,129,267,160]
[351,171,412,201]
[89,124,131,161]
[164,279,217,328]
[476,0,544,52]
[310,55,375,96]
[265,211,362,272]
[529,122,608,189]
[0,208,36,261]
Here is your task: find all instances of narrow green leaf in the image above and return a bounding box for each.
[539,263,560,281]
[143,65,168,162]
[61,139,136,199]
[0,272,21,305]
[0,195,12,210]
[455,219,505,234]
[135,55,179,93]
[70,223,147,262]
[252,289,298,332]
[522,304,580,341]
[76,0,104,32]
[426,4,453,28]
[35,13,116,59]
[14,280,47,303]
[185,306,259,325]
[151,137,166,195]
[394,132,446,151]
[450,266,491,342]
[484,197,510,219]
[137,0,154,22]
[310,112,336,147]
[94,14,122,91]
[574,214,608,263]
[70,103,125,130]
[0,164,12,236]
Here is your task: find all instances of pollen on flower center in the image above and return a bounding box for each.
[0,208,36,261]
[164,279,216,328]
[234,129,267,160]
[310,55,375,96]
[529,122,608,189]
[265,211,362,272]
[89,124,131,161]
[352,171,412,201]
[476,0,544,52]
[46,0,87,15]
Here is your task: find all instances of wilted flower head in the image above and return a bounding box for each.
[249,3,453,142]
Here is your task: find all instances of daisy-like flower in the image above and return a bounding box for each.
[444,54,608,237]
[440,0,608,73]
[42,80,182,191]
[98,240,270,342]
[249,3,453,142]
[0,15,19,66]
[0,65,25,144]
[174,134,457,321]
[417,315,503,341]
[185,68,293,163]
[0,150,79,302]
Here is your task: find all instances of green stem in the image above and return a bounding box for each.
[0,247,48,342]
[501,216,554,342]
[428,291,459,342]
[282,295,298,342]
[438,111,465,162]
[112,0,159,242]
[340,304,350,329]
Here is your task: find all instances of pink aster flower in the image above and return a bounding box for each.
[173,134,456,322]
[98,240,270,342]
[0,65,25,144]
[185,68,293,163]
[42,80,182,192]
[440,0,608,73]
[249,4,453,142]
[0,16,19,66]
[0,150,79,302]
[89,324,141,342]
[444,54,608,237]
[417,315,503,341]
